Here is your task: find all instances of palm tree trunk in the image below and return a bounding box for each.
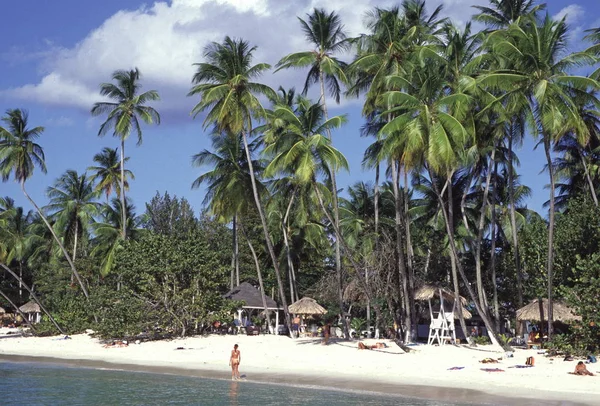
[120,140,127,240]
[445,171,472,344]
[0,288,36,333]
[319,68,349,340]
[21,181,89,298]
[283,191,298,304]
[490,160,500,332]
[403,169,417,340]
[1,263,66,335]
[429,168,502,348]
[240,221,272,331]
[475,147,496,312]
[543,137,555,338]
[73,220,79,262]
[240,129,292,337]
[374,164,380,249]
[19,261,23,300]
[391,161,413,342]
[230,215,237,290]
[234,217,240,287]
[507,133,524,319]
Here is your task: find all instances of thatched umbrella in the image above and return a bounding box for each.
[516,299,581,322]
[288,297,327,315]
[415,284,467,305]
[19,301,41,314]
[0,306,5,314]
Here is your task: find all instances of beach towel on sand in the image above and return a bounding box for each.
[448,367,465,370]
[481,368,505,372]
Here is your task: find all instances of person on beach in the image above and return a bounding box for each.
[573,361,594,376]
[292,316,300,337]
[229,344,241,380]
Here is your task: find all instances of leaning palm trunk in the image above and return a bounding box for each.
[283,191,299,303]
[318,69,349,340]
[240,222,272,331]
[120,139,127,240]
[403,169,417,340]
[240,129,292,336]
[0,288,36,333]
[374,164,380,248]
[21,181,89,298]
[229,215,237,290]
[1,263,66,335]
[391,161,413,343]
[543,137,555,338]
[430,168,502,348]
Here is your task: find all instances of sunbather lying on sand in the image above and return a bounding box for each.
[571,361,594,376]
[358,342,387,350]
[103,340,128,348]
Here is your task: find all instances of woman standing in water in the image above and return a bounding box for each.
[229,344,241,380]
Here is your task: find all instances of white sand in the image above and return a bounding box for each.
[1,328,598,404]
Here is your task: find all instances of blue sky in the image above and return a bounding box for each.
[1,0,598,217]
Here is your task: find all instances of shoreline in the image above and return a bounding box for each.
[1,332,598,405]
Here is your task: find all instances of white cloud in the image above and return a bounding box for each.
[2,0,496,115]
[46,115,75,127]
[553,4,585,24]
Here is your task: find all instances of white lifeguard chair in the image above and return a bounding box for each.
[427,288,457,345]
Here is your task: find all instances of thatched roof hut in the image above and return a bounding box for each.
[516,299,581,322]
[0,306,5,314]
[223,282,281,310]
[288,297,327,315]
[19,301,40,314]
[415,284,467,305]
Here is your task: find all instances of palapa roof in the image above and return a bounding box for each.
[19,300,41,313]
[223,282,282,310]
[415,284,467,305]
[288,297,327,315]
[0,306,5,314]
[516,299,581,322]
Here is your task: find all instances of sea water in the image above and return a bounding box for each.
[0,361,471,406]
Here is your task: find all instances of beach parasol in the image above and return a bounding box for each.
[288,297,327,315]
[516,299,581,322]
[415,284,467,305]
[18,301,41,314]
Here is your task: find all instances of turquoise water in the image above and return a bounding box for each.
[0,361,471,406]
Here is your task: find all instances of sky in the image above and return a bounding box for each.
[1,0,599,217]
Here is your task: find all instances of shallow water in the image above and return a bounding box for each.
[0,361,472,405]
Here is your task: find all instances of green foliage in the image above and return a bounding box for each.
[114,226,233,337]
[473,335,491,345]
[90,286,152,339]
[142,192,197,236]
[350,317,366,332]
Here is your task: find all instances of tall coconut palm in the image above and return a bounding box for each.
[276,8,350,338]
[0,109,89,298]
[91,68,160,239]
[480,15,600,336]
[187,36,294,334]
[45,170,100,262]
[192,129,266,293]
[88,147,134,203]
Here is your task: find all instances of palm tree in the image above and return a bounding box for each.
[88,147,134,203]
[0,109,89,298]
[276,8,349,337]
[91,198,141,278]
[187,36,294,334]
[0,197,33,299]
[91,68,160,239]
[45,170,100,262]
[192,129,266,291]
[481,15,600,336]
[472,0,546,28]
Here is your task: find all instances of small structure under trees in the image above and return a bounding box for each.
[224,282,282,332]
[18,301,41,324]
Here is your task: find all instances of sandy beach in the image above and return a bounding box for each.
[0,328,598,405]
